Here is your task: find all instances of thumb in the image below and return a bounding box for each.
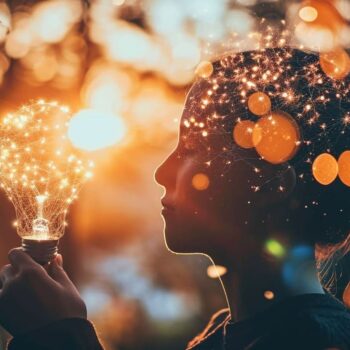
[49,254,71,286]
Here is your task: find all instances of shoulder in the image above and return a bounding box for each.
[186,308,230,349]
[253,298,350,350]
[293,306,350,346]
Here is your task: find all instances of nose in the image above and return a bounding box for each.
[154,149,178,189]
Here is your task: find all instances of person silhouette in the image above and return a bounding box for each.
[0,47,350,350]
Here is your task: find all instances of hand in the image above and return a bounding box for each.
[0,248,87,336]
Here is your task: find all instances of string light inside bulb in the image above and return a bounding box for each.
[0,100,94,241]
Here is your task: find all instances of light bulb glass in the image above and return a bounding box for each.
[0,100,93,261]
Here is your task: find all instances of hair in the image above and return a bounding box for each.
[184,47,350,284]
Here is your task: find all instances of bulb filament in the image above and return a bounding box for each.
[32,195,49,239]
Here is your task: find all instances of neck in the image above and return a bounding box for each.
[214,242,324,322]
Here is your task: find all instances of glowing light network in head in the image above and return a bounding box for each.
[188,46,350,189]
[0,100,94,241]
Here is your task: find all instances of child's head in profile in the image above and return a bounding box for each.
[0,47,349,350]
[156,47,350,294]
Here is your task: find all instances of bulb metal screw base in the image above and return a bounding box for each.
[22,239,59,264]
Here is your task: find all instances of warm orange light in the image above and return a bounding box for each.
[195,61,214,79]
[312,153,338,185]
[192,173,210,191]
[252,111,300,164]
[264,290,274,300]
[68,109,126,151]
[299,0,344,33]
[299,6,318,22]
[320,48,350,80]
[248,92,271,116]
[343,281,350,308]
[338,151,350,187]
[233,120,255,149]
[207,265,227,279]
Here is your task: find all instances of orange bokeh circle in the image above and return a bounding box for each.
[338,151,350,187]
[299,0,345,33]
[320,48,350,80]
[192,173,210,191]
[252,111,300,164]
[312,153,338,185]
[248,92,271,116]
[195,61,214,79]
[233,120,255,149]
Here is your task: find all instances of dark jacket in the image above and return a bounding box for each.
[187,294,350,350]
[7,293,350,350]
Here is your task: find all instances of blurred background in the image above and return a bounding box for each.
[0,0,348,349]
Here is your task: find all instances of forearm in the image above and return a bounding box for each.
[7,318,104,350]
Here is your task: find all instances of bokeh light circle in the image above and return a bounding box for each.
[207,265,227,279]
[264,290,275,300]
[248,92,271,116]
[233,120,255,149]
[312,153,338,185]
[299,6,318,22]
[68,109,126,151]
[338,150,350,187]
[195,61,214,79]
[192,173,210,191]
[252,111,300,164]
[320,48,350,80]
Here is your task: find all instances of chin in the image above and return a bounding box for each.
[162,224,203,254]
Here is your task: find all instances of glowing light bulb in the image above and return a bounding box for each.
[0,100,94,263]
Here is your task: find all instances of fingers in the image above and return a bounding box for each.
[0,264,15,287]
[49,254,71,286]
[56,254,63,267]
[8,248,41,271]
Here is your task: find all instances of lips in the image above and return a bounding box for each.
[161,199,175,212]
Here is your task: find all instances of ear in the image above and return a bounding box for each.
[254,163,296,208]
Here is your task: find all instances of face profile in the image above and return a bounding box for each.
[156,47,350,269]
[0,2,350,349]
